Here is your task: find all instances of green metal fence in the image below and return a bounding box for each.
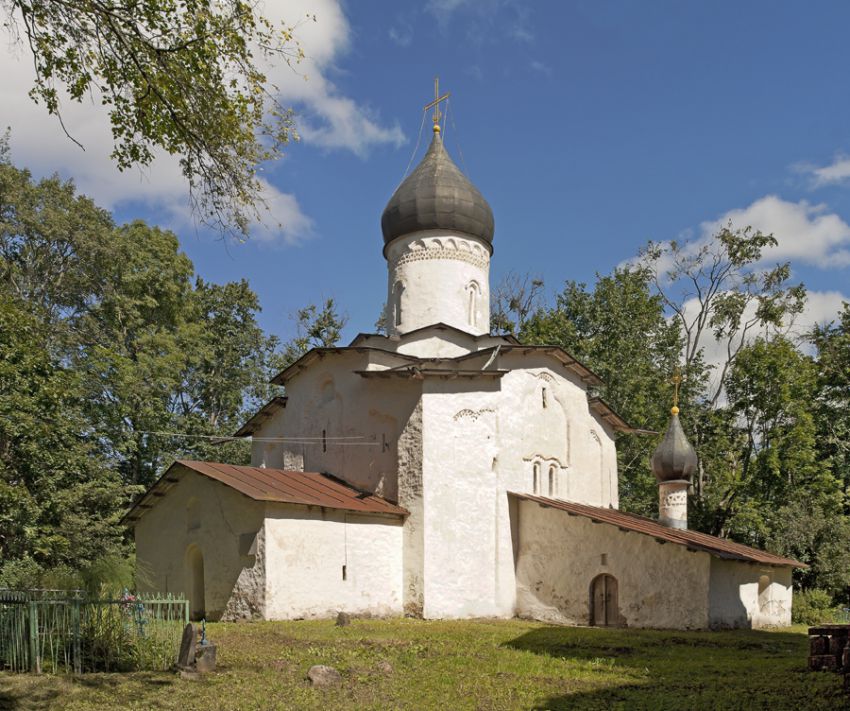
[0,590,189,674]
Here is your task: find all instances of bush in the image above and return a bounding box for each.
[792,589,841,625]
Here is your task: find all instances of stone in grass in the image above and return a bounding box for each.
[308,665,342,687]
[195,643,217,673]
[177,623,196,669]
[335,611,351,627]
[375,660,393,674]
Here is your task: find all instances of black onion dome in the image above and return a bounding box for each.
[381,132,494,252]
[651,412,698,483]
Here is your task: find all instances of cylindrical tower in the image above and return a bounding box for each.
[651,403,698,530]
[381,128,495,337]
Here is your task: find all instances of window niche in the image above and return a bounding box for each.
[466,281,481,327]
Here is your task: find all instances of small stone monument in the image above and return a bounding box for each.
[177,619,217,676]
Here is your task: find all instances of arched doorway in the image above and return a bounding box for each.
[590,574,619,627]
[186,545,205,621]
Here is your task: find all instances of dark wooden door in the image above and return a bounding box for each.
[591,574,618,626]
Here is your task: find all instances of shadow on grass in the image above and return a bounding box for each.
[505,625,846,711]
[0,671,176,711]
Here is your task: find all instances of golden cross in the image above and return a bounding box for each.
[423,76,450,132]
[670,369,682,410]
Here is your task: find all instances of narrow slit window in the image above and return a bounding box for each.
[549,465,556,496]
[533,463,541,494]
[322,429,327,452]
[342,565,347,581]
[542,386,548,408]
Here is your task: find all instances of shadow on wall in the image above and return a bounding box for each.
[504,625,830,710]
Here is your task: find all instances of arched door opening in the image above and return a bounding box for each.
[186,544,205,621]
[590,573,619,627]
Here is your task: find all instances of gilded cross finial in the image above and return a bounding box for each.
[670,369,682,415]
[423,76,450,134]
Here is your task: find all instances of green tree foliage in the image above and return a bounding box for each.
[0,151,288,582]
[0,293,128,581]
[274,298,348,372]
[811,303,850,503]
[2,0,307,237]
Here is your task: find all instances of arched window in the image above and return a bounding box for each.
[466,281,481,327]
[549,465,557,496]
[533,462,541,494]
[392,281,405,327]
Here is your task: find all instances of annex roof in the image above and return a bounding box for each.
[124,460,408,524]
[511,493,806,568]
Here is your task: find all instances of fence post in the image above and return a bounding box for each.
[27,601,40,674]
[72,596,82,674]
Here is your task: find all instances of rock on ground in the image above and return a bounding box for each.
[335,611,351,627]
[307,665,342,687]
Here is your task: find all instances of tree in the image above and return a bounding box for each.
[640,224,806,406]
[274,298,348,372]
[810,303,850,505]
[490,271,545,334]
[2,0,308,238]
[0,292,129,583]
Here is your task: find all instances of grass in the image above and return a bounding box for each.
[0,619,846,710]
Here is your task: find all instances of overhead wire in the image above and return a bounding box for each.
[445,97,469,177]
[139,431,381,446]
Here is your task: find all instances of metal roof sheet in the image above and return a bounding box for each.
[511,493,805,568]
[124,460,408,523]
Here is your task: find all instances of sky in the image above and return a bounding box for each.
[2,0,850,346]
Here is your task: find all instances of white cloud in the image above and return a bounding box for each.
[702,196,850,269]
[798,155,850,188]
[389,24,413,47]
[530,60,552,75]
[0,0,401,245]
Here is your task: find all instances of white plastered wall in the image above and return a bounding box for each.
[134,467,265,621]
[251,351,421,503]
[514,498,712,629]
[708,558,793,628]
[420,378,502,618]
[415,356,620,619]
[263,504,404,619]
[385,231,491,337]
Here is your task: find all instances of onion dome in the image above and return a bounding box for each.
[381,131,495,253]
[651,407,698,483]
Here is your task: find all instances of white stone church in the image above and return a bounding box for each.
[128,121,802,630]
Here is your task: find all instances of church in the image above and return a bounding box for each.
[126,108,803,630]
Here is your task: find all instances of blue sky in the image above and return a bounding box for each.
[3,0,850,344]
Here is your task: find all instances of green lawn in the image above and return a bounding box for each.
[0,619,845,710]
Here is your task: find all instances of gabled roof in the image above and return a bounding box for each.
[347,323,521,347]
[588,397,643,434]
[452,345,605,387]
[234,396,288,437]
[270,347,419,385]
[123,460,408,524]
[511,493,806,568]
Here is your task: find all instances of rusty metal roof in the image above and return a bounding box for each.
[124,460,407,523]
[511,493,806,568]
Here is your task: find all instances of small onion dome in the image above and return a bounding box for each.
[381,131,494,253]
[651,408,698,482]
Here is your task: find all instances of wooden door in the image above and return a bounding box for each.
[591,574,618,626]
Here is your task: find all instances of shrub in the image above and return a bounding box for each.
[792,589,840,625]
